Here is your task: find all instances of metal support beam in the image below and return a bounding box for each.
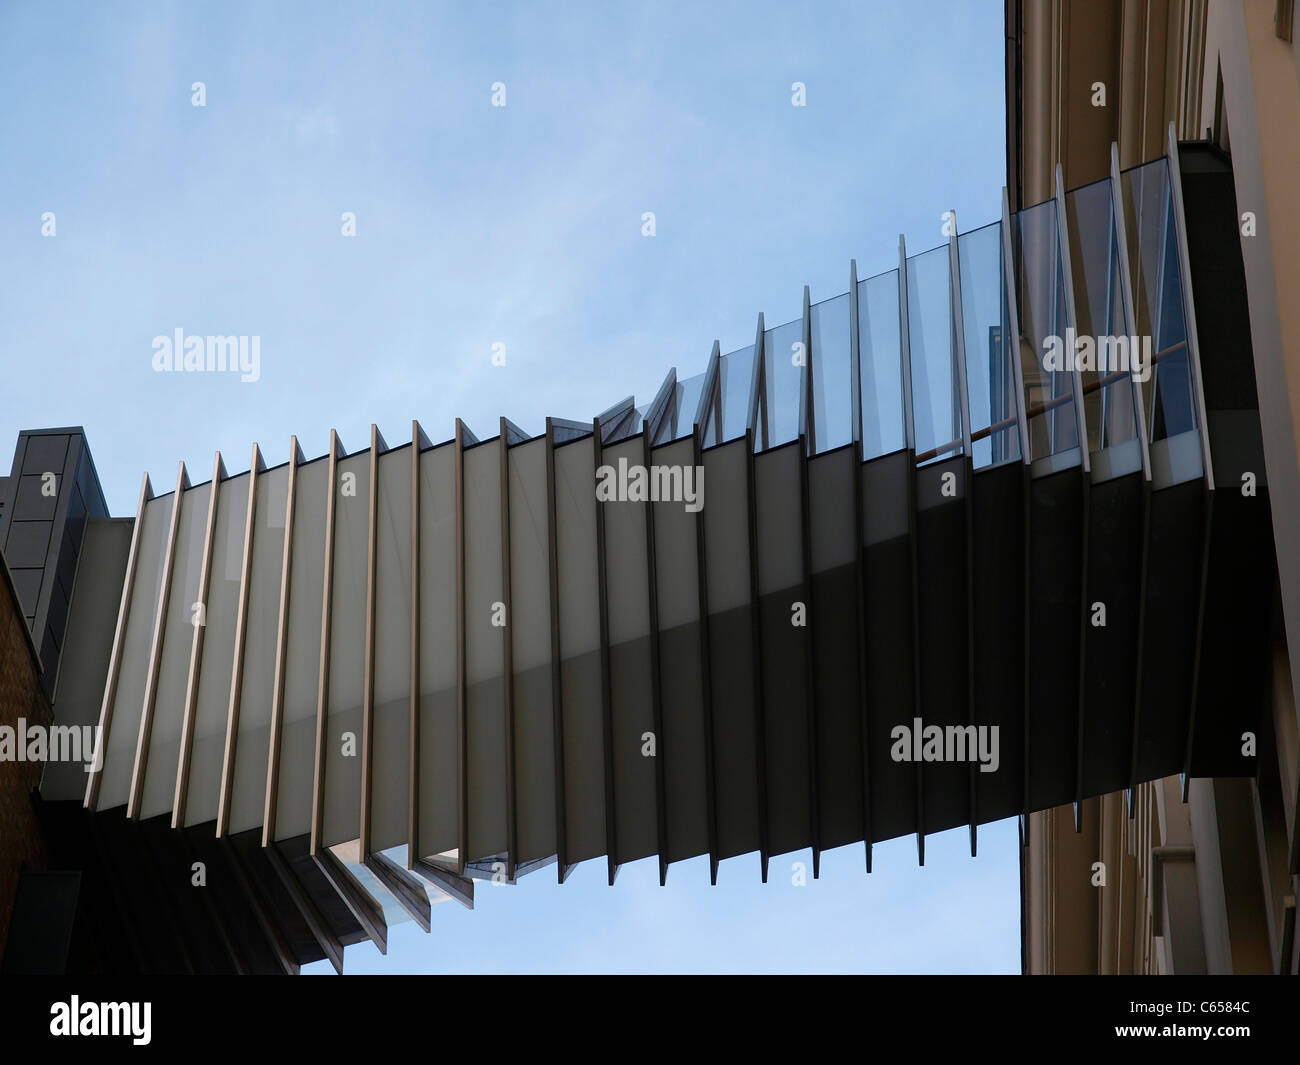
[312,846,388,955]
[364,850,431,932]
[1002,186,1035,847]
[360,425,387,857]
[218,443,265,837]
[948,211,979,856]
[849,258,873,873]
[407,421,430,866]
[899,233,925,865]
[412,857,475,909]
[592,414,619,885]
[454,419,469,875]
[499,418,519,880]
[310,431,345,856]
[642,429,669,885]
[1056,163,1093,834]
[264,838,343,974]
[263,437,303,845]
[1109,144,1154,818]
[690,424,721,884]
[543,418,572,883]
[174,454,225,829]
[743,426,771,881]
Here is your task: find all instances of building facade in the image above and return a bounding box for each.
[1011,0,1300,975]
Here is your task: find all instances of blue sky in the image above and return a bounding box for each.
[0,0,1018,972]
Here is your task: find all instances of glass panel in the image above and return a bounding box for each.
[416,444,458,859]
[1012,199,1081,462]
[371,445,413,852]
[1122,158,1197,443]
[507,437,557,862]
[760,318,803,449]
[322,450,369,848]
[187,472,249,826]
[717,344,756,444]
[228,463,289,834]
[464,440,507,861]
[553,437,607,863]
[856,268,905,460]
[1065,178,1138,454]
[663,371,705,443]
[274,458,327,840]
[957,223,1021,468]
[906,244,963,464]
[601,437,657,864]
[810,292,853,454]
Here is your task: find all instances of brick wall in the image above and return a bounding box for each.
[0,555,50,958]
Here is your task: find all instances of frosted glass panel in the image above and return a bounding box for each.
[274,458,327,841]
[186,472,249,826]
[228,464,289,834]
[371,446,413,852]
[322,451,368,848]
[140,482,210,819]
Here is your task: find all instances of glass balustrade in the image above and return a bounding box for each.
[613,160,1200,479]
[1122,157,1197,445]
[1064,176,1142,463]
[906,243,963,464]
[958,222,1020,468]
[856,268,906,461]
[809,293,853,454]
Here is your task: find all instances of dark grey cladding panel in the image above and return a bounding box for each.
[463,440,507,862]
[650,436,708,864]
[1025,468,1084,813]
[807,446,864,851]
[860,449,916,842]
[701,438,760,861]
[371,446,413,854]
[970,461,1026,827]
[275,458,328,842]
[44,518,133,799]
[914,453,970,835]
[916,453,967,510]
[20,433,69,476]
[416,443,458,860]
[753,441,811,859]
[507,437,557,863]
[4,520,51,568]
[553,436,607,865]
[600,436,657,867]
[322,451,369,849]
[1132,479,1203,784]
[861,449,910,545]
[753,443,803,594]
[14,473,59,519]
[808,446,856,572]
[1079,471,1143,801]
